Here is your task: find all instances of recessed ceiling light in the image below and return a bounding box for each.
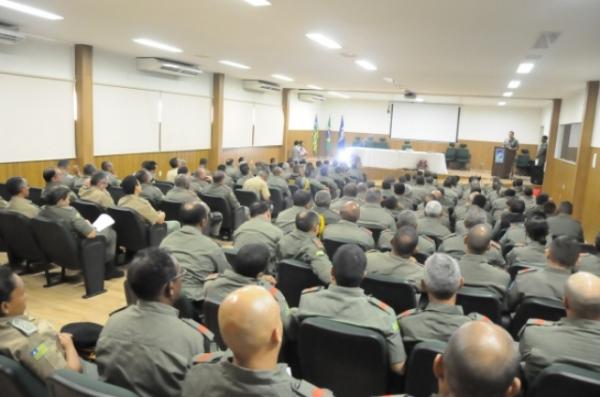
[498,101,507,106]
[516,62,535,74]
[219,60,251,69]
[415,98,425,102]
[243,0,271,6]
[507,80,521,89]
[272,74,294,82]
[0,0,63,20]
[133,38,183,53]
[305,32,342,50]
[307,84,323,90]
[503,91,513,97]
[328,91,351,99]
[355,59,377,71]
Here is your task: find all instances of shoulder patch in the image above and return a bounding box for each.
[442,233,456,240]
[268,286,280,297]
[526,318,553,327]
[313,238,324,249]
[204,273,219,281]
[291,379,329,396]
[369,297,393,313]
[9,318,38,336]
[421,235,434,243]
[301,286,323,294]
[518,267,537,275]
[181,318,215,341]
[399,308,418,318]
[193,351,225,364]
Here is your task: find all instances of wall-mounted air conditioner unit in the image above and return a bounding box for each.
[298,92,326,103]
[136,57,203,77]
[242,80,282,93]
[0,25,25,45]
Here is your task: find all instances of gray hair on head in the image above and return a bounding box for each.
[365,188,382,203]
[425,200,443,217]
[464,207,488,229]
[314,190,332,207]
[424,253,462,299]
[397,210,418,228]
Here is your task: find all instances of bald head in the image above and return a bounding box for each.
[219,286,283,365]
[466,224,492,255]
[435,321,521,397]
[340,201,360,223]
[565,272,600,320]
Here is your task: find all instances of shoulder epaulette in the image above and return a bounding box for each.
[490,241,501,250]
[469,313,492,323]
[513,242,526,248]
[398,308,418,319]
[517,267,537,275]
[442,233,456,240]
[291,379,330,396]
[301,286,323,294]
[525,318,554,327]
[268,286,281,297]
[368,297,393,314]
[181,318,215,341]
[204,273,219,282]
[193,351,227,365]
[421,235,434,243]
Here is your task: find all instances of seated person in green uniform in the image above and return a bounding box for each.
[234,201,283,267]
[399,253,487,344]
[5,176,40,219]
[136,169,164,206]
[100,161,120,187]
[358,188,396,232]
[275,190,313,234]
[433,321,521,397]
[292,244,407,375]
[96,248,217,397]
[0,267,82,380]
[579,231,600,276]
[204,244,290,330]
[39,186,122,279]
[519,272,600,383]
[78,171,115,208]
[322,201,375,250]
[42,167,77,202]
[182,285,332,397]
[313,190,341,227]
[506,216,548,268]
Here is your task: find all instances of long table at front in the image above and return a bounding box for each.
[343,147,448,174]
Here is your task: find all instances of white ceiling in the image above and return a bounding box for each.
[2,0,600,100]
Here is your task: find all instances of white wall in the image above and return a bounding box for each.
[319,99,390,134]
[459,105,543,144]
[0,38,73,80]
[559,89,586,125]
[541,103,553,136]
[288,92,320,130]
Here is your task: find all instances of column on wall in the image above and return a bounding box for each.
[208,73,225,171]
[282,88,291,161]
[542,99,562,195]
[74,44,94,166]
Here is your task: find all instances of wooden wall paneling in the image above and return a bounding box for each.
[581,147,600,242]
[221,147,283,165]
[74,44,94,166]
[0,159,62,188]
[573,81,599,220]
[208,73,225,172]
[542,99,562,196]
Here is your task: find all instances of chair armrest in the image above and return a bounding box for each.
[148,223,168,246]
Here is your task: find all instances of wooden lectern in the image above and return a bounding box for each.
[491,146,516,179]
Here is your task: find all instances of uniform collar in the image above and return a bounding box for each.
[461,253,489,263]
[338,220,359,228]
[10,196,31,204]
[328,284,365,296]
[137,300,179,317]
[425,303,464,315]
[221,358,289,385]
[180,225,204,236]
[223,269,257,283]
[544,266,573,275]
[362,203,381,208]
[559,317,600,329]
[291,229,315,239]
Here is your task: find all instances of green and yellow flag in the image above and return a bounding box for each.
[312,114,319,154]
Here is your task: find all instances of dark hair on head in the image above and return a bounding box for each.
[169,157,179,168]
[470,186,482,194]
[319,166,329,177]
[83,164,96,176]
[57,159,70,168]
[415,175,425,185]
[121,175,139,195]
[179,202,207,226]
[135,169,150,184]
[42,167,57,183]
[101,161,112,171]
[199,158,208,166]
[392,226,418,257]
[232,244,269,277]
[549,236,580,268]
[536,193,549,205]
[512,178,523,187]
[394,183,406,195]
[250,201,270,217]
[472,194,487,209]
[504,189,516,197]
[381,195,398,210]
[332,244,366,287]
[295,210,319,232]
[558,201,574,215]
[524,187,533,196]
[90,172,108,186]
[507,198,525,214]
[238,157,245,163]
[595,232,600,251]
[177,166,189,175]
[0,266,17,312]
[239,163,250,176]
[217,164,226,171]
[47,186,71,205]
[342,183,358,197]
[213,171,225,184]
[525,216,548,244]
[293,190,313,207]
[141,160,157,172]
[226,159,234,166]
[443,178,453,188]
[127,247,178,301]
[543,201,557,216]
[6,177,25,196]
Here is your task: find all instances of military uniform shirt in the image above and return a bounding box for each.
[547,213,584,242]
[181,357,332,397]
[243,176,271,201]
[160,225,230,301]
[313,206,341,226]
[204,184,241,210]
[140,183,164,205]
[520,317,600,382]
[7,196,40,218]
[417,217,451,240]
[79,186,114,208]
[267,175,292,197]
[507,266,571,310]
[379,230,435,255]
[0,198,7,208]
[277,229,332,284]
[233,217,283,263]
[120,194,164,224]
[398,303,481,343]
[366,251,425,289]
[438,234,506,268]
[42,181,77,202]
[329,196,361,212]
[166,168,178,183]
[358,203,397,231]
[274,205,304,234]
[204,270,290,330]
[293,285,406,365]
[0,315,68,380]
[190,178,211,194]
[322,220,375,250]
[499,223,527,246]
[579,254,600,276]
[458,254,510,298]
[165,187,200,203]
[506,240,547,268]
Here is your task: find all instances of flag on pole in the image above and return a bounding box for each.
[325,116,332,154]
[337,116,345,149]
[312,114,319,154]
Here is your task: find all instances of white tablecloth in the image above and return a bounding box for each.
[343,147,448,174]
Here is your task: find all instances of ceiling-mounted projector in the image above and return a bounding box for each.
[404,90,417,100]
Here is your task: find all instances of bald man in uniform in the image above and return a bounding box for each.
[520,272,600,382]
[458,224,510,299]
[399,254,486,344]
[322,201,375,250]
[292,244,407,375]
[366,226,425,289]
[181,286,332,396]
[277,210,332,284]
[0,267,83,381]
[433,321,521,397]
[507,236,579,311]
